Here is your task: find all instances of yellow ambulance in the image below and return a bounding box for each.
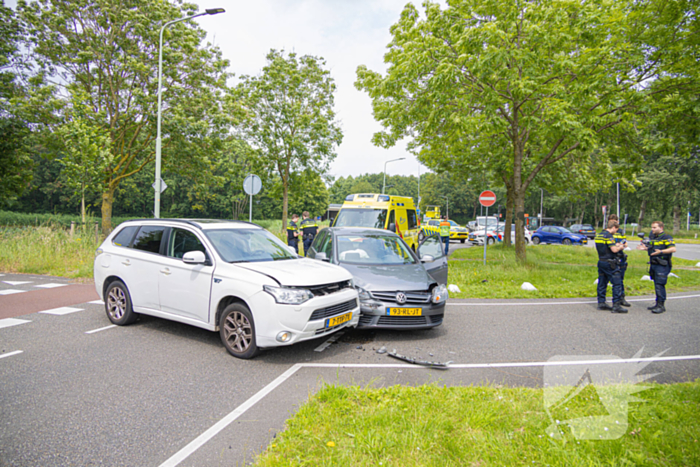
[333,194,421,250]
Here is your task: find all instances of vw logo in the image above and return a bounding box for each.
[396,292,407,304]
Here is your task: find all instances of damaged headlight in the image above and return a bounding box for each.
[431,284,448,304]
[355,286,372,301]
[263,285,313,305]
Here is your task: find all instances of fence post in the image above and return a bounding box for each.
[94,222,99,243]
[70,221,75,237]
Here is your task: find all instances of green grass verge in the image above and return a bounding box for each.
[255,381,700,466]
[447,244,700,299]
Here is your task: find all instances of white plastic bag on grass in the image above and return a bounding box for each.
[521,282,537,291]
[641,275,653,281]
[448,284,461,293]
[669,272,679,278]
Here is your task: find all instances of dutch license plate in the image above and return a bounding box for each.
[387,307,422,316]
[583,239,588,244]
[325,312,352,328]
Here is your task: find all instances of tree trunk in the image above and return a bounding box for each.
[638,199,646,227]
[514,188,527,262]
[673,205,680,234]
[502,178,514,247]
[282,176,289,230]
[100,186,116,236]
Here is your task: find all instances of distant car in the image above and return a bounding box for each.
[569,224,597,239]
[306,227,448,330]
[468,225,500,245]
[496,224,532,244]
[531,226,588,245]
[420,219,468,243]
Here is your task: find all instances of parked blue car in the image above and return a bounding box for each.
[531,226,588,245]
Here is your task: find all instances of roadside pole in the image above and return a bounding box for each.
[479,190,496,266]
[243,174,262,222]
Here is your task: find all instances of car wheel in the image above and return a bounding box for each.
[487,237,495,245]
[105,280,138,325]
[220,303,260,359]
[532,236,541,245]
[563,238,572,245]
[460,239,465,244]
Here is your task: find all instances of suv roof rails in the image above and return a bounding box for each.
[123,218,258,230]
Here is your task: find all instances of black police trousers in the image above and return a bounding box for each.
[597,260,622,304]
[649,263,671,303]
[288,239,298,253]
[303,237,314,256]
[620,260,627,296]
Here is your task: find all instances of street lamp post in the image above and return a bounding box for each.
[154,8,225,218]
[382,157,405,194]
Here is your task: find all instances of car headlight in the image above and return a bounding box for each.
[263,285,313,305]
[431,284,448,304]
[355,286,372,301]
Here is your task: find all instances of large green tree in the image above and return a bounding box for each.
[18,0,231,233]
[356,0,698,261]
[234,50,343,230]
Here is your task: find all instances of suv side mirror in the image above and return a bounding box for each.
[182,250,206,264]
[315,252,329,262]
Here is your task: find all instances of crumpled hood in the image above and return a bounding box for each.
[235,258,351,286]
[340,262,432,292]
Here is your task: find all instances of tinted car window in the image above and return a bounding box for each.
[406,209,418,229]
[168,228,206,259]
[418,235,444,259]
[320,232,333,259]
[132,226,166,253]
[310,230,327,254]
[112,226,138,247]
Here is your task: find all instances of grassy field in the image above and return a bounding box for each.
[448,244,700,299]
[255,381,700,466]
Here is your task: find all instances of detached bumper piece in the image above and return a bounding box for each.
[387,350,452,370]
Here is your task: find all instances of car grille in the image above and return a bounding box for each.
[370,290,431,305]
[309,298,358,321]
[293,280,352,297]
[314,323,347,335]
[360,313,443,327]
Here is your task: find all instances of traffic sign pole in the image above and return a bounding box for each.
[483,206,488,265]
[478,190,497,265]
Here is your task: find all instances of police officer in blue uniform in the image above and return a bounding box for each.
[300,211,318,256]
[594,219,627,313]
[637,221,676,314]
[287,214,300,253]
[609,215,631,307]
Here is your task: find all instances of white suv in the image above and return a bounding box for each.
[94,219,359,358]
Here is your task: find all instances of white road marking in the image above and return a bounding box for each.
[0,350,23,360]
[0,318,31,329]
[314,331,345,352]
[2,281,32,286]
[446,294,700,307]
[88,300,105,305]
[159,364,303,467]
[34,283,69,289]
[85,325,117,334]
[39,307,83,316]
[160,354,700,466]
[0,289,25,296]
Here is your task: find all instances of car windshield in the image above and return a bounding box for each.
[334,209,387,228]
[336,234,415,265]
[205,228,296,263]
[448,220,459,227]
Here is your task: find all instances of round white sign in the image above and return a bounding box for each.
[243,174,262,195]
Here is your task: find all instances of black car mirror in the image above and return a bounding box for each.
[388,223,396,232]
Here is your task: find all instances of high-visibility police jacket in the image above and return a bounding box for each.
[287,221,298,242]
[300,218,318,237]
[613,232,627,259]
[594,230,617,261]
[647,232,675,266]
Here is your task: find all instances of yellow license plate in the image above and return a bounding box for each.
[583,239,588,243]
[325,312,352,328]
[387,307,422,316]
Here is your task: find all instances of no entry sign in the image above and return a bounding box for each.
[479,190,496,207]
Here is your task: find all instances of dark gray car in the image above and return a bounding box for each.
[307,227,448,330]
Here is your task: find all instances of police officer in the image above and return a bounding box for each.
[439,215,451,255]
[637,221,676,314]
[300,211,318,256]
[594,219,627,313]
[287,214,300,253]
[608,215,631,307]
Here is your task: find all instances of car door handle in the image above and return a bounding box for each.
[122,260,131,266]
[160,268,171,275]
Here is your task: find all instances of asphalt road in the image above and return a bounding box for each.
[2,264,700,466]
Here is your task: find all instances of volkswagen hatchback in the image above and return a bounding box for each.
[94,219,359,359]
[306,227,448,330]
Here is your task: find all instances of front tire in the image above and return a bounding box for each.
[532,236,541,245]
[487,237,495,245]
[105,280,138,325]
[562,238,572,245]
[220,303,260,359]
[460,239,465,244]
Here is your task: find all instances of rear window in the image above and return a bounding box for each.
[112,226,138,247]
[132,226,166,254]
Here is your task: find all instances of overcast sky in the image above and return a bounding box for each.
[8,0,428,180]
[196,0,426,180]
